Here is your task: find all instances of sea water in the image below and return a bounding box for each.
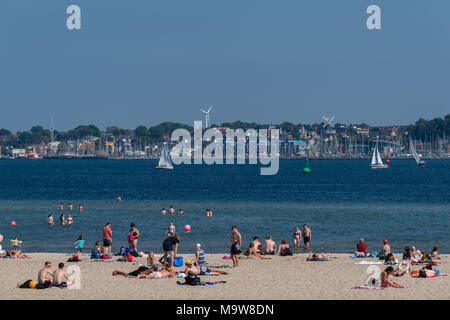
[0,159,448,253]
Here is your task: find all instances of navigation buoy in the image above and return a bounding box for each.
[10,221,16,227]
[302,158,311,173]
[184,225,191,233]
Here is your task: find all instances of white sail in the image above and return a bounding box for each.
[371,146,377,165]
[371,142,388,169]
[409,137,421,164]
[376,147,383,165]
[156,143,173,169]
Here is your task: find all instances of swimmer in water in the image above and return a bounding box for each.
[161,208,167,215]
[78,204,83,212]
[178,209,184,215]
[59,203,64,213]
[60,213,66,226]
[67,213,73,225]
[169,206,175,215]
[48,214,54,226]
[68,203,73,211]
[117,196,122,203]
[166,221,175,237]
[206,209,211,217]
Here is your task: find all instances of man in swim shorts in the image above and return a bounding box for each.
[53,263,70,288]
[112,266,152,278]
[185,260,229,276]
[302,224,311,250]
[102,222,112,256]
[264,235,277,254]
[230,225,242,268]
[38,261,53,286]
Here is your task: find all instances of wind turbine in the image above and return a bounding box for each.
[322,116,335,129]
[201,105,213,128]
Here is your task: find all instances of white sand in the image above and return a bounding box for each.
[0,253,448,300]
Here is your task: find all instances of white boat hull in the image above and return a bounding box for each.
[371,164,389,169]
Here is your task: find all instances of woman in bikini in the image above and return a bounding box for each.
[380,266,405,288]
[293,226,301,248]
[129,223,139,251]
[67,213,73,225]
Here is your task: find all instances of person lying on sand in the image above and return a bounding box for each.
[142,265,176,279]
[380,266,405,288]
[53,263,71,287]
[112,266,154,278]
[185,260,229,276]
[243,243,271,259]
[307,251,329,261]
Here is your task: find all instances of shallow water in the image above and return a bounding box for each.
[0,159,448,253]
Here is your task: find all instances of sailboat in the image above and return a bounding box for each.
[370,142,388,169]
[156,143,174,169]
[409,137,425,167]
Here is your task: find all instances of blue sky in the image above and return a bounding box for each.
[1,0,449,131]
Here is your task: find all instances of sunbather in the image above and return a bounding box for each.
[380,266,405,288]
[184,260,229,276]
[243,243,271,259]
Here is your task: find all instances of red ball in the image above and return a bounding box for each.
[184,225,191,233]
[10,221,16,227]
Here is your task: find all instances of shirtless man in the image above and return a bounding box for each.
[265,235,276,254]
[161,208,167,215]
[302,224,311,250]
[142,265,176,279]
[178,209,184,215]
[169,206,175,215]
[252,237,262,252]
[166,221,176,237]
[230,225,242,268]
[380,240,391,256]
[38,262,53,285]
[184,260,229,276]
[68,203,73,211]
[380,266,405,288]
[59,203,64,213]
[78,204,84,212]
[53,263,70,287]
[117,196,122,203]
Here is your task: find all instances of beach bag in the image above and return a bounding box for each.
[126,253,135,262]
[284,248,293,256]
[19,280,33,289]
[168,256,183,267]
[119,247,132,256]
[131,250,140,257]
[67,256,79,262]
[185,274,201,286]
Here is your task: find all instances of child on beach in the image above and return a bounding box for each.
[91,241,102,259]
[431,247,440,260]
[74,235,84,257]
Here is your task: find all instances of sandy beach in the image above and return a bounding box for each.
[0,252,448,300]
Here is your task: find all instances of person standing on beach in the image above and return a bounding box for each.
[129,223,139,251]
[102,222,112,256]
[302,224,311,250]
[293,226,301,248]
[230,225,242,268]
[159,234,181,268]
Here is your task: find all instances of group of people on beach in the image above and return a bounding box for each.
[35,261,71,288]
[0,235,30,259]
[355,238,444,288]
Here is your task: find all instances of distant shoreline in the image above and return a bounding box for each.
[1,156,449,160]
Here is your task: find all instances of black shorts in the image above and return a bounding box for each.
[231,244,241,255]
[129,266,149,277]
[303,237,310,244]
[103,239,111,247]
[163,240,174,252]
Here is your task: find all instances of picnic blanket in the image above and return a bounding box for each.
[176,280,226,286]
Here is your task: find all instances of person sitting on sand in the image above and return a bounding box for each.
[431,247,440,260]
[410,246,422,262]
[264,235,276,254]
[10,247,30,259]
[185,260,229,276]
[91,241,102,259]
[38,262,54,285]
[380,266,405,288]
[356,238,368,256]
[244,243,271,259]
[147,251,157,266]
[194,243,206,266]
[53,263,70,287]
[384,253,398,265]
[378,240,390,258]
[252,237,262,252]
[277,240,291,256]
[402,246,411,260]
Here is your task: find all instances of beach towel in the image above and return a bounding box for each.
[354,261,383,265]
[222,255,231,259]
[176,280,226,286]
[306,258,328,261]
[411,261,438,266]
[209,265,232,269]
[411,275,437,278]
[351,286,385,290]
